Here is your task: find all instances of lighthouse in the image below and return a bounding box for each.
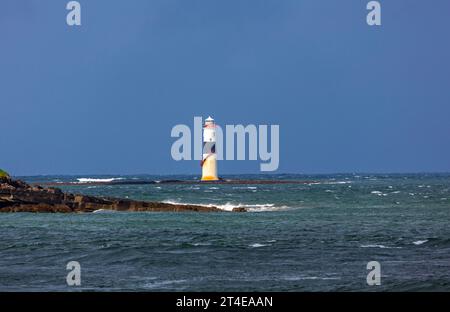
[201,116,219,181]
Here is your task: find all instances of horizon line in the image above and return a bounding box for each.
[12,171,450,177]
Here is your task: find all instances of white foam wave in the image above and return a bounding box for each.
[217,203,289,212]
[249,243,268,248]
[284,276,341,281]
[360,244,402,249]
[371,191,387,196]
[77,177,124,183]
[190,242,212,246]
[413,240,428,245]
[162,200,289,212]
[143,279,187,289]
[93,209,116,213]
[310,181,352,186]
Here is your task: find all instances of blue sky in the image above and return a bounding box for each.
[1,0,449,175]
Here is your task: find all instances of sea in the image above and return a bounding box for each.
[0,173,449,291]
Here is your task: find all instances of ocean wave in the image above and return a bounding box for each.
[143,279,187,290]
[216,203,289,212]
[162,200,289,212]
[284,276,341,281]
[93,209,116,213]
[371,191,387,196]
[360,244,402,249]
[249,243,269,248]
[413,240,428,245]
[76,177,124,183]
[189,242,212,247]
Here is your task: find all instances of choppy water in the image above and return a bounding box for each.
[0,174,449,291]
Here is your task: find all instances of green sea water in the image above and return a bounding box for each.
[0,174,449,291]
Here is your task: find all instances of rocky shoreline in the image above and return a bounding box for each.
[0,177,243,213]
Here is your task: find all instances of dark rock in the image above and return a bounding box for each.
[0,177,245,213]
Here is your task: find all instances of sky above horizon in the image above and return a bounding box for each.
[1,0,449,176]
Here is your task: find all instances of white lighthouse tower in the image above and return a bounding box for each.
[201,116,219,181]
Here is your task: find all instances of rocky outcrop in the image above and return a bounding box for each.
[0,177,243,213]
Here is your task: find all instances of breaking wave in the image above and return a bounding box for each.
[162,200,289,212]
[249,243,269,248]
[93,209,117,213]
[413,240,428,245]
[77,177,124,183]
[360,244,402,249]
